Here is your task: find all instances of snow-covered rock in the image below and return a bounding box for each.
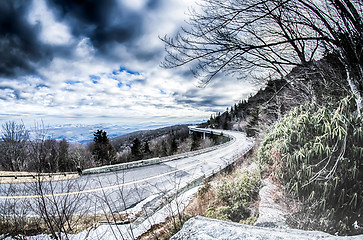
[254,178,288,228]
[171,216,363,239]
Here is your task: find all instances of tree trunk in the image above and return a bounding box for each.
[345,64,363,115]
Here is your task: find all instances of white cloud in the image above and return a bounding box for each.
[136,0,197,51]
[120,0,146,11]
[27,0,73,45]
[75,38,95,59]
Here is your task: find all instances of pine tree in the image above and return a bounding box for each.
[210,131,217,144]
[94,130,108,144]
[223,120,229,130]
[191,132,200,151]
[92,130,116,165]
[131,138,142,160]
[246,108,260,137]
[143,141,151,157]
[170,137,178,154]
[161,140,168,157]
[58,139,71,172]
[215,112,221,127]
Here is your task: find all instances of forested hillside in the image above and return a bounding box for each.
[201,55,349,140]
[197,54,363,235]
[110,124,227,163]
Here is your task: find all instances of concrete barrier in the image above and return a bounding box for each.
[82,157,161,175]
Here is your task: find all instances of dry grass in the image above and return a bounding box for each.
[138,179,220,239]
[1,211,140,238]
[184,180,219,217]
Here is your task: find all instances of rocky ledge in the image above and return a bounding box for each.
[171,216,362,240]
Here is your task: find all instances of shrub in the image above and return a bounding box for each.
[197,180,211,199]
[259,97,363,235]
[205,206,231,221]
[240,216,258,225]
[217,170,261,205]
[211,169,261,222]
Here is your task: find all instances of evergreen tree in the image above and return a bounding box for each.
[210,131,217,144]
[215,112,221,127]
[191,132,200,151]
[94,129,108,144]
[131,138,142,160]
[58,139,71,172]
[170,137,178,154]
[246,108,260,137]
[92,130,116,165]
[161,140,168,157]
[143,141,152,157]
[222,120,229,130]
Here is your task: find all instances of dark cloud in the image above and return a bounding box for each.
[48,0,144,53]
[0,0,230,127]
[0,1,51,77]
[134,49,163,63]
[146,0,163,10]
[0,0,169,79]
[49,0,116,25]
[173,88,227,110]
[0,86,22,100]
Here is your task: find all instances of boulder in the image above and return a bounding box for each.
[171,216,362,240]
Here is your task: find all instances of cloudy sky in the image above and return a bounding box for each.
[0,0,255,129]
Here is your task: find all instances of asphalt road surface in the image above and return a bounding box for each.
[0,128,253,216]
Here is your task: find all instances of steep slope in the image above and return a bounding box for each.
[201,56,349,141]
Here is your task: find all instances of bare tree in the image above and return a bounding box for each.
[92,172,135,240]
[28,176,91,239]
[162,0,363,113]
[27,122,73,173]
[69,143,94,169]
[27,121,51,172]
[0,183,35,238]
[0,121,29,171]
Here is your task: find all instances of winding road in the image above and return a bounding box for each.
[0,128,253,218]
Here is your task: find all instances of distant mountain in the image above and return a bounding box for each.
[110,124,191,151]
[31,121,202,144]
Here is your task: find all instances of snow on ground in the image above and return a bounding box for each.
[1,187,199,240]
[254,178,288,228]
[72,186,200,240]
